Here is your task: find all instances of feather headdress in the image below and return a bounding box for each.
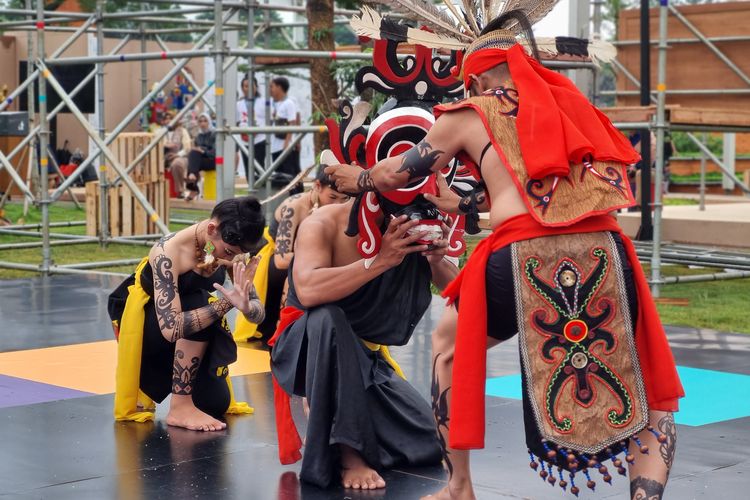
[354,1,617,66]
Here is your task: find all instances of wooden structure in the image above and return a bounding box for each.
[602,106,750,130]
[86,132,168,236]
[617,2,750,111]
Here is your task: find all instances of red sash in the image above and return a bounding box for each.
[268,306,305,464]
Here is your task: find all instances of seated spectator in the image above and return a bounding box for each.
[185,113,216,201]
[163,112,191,197]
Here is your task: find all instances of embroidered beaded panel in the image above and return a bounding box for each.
[511,231,648,454]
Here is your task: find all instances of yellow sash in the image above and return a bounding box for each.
[233,227,275,342]
[113,257,253,421]
[362,341,406,380]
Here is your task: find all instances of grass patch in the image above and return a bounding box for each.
[671,172,741,184]
[663,198,699,206]
[0,202,209,279]
[643,264,750,334]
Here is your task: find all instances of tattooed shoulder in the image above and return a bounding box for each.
[274,204,296,258]
[156,232,177,250]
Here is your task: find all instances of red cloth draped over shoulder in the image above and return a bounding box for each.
[268,306,305,464]
[442,213,684,450]
[460,44,640,179]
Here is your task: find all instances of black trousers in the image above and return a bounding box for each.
[240,141,267,180]
[187,151,215,192]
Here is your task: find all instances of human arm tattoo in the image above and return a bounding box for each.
[431,354,453,477]
[397,140,445,181]
[630,476,665,500]
[657,413,676,478]
[241,285,265,324]
[152,252,235,342]
[172,349,200,395]
[357,169,376,192]
[274,204,295,259]
[156,232,177,250]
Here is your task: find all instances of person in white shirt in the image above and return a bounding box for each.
[236,76,269,180]
[270,76,302,195]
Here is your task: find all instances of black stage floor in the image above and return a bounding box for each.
[0,275,748,499]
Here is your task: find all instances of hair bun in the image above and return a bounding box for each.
[238,196,262,215]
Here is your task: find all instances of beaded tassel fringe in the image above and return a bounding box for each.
[527,428,668,496]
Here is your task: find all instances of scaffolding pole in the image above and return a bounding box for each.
[245,0,256,196]
[96,0,109,247]
[214,0,230,201]
[650,0,670,297]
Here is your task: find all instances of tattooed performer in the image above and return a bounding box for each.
[329,6,684,500]
[233,171,349,343]
[109,196,266,431]
[269,197,453,490]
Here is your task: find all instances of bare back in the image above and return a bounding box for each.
[449,110,528,229]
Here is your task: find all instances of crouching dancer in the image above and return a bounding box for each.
[109,197,266,431]
[269,197,456,489]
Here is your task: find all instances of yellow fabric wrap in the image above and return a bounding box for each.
[114,257,253,421]
[113,257,156,422]
[233,227,275,342]
[362,341,405,380]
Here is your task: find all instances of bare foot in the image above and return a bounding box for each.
[420,480,475,500]
[340,445,386,490]
[302,397,310,418]
[166,396,226,432]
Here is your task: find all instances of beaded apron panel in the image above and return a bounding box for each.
[512,231,649,454]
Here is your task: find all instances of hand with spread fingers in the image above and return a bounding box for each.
[378,215,429,269]
[213,257,261,315]
[324,163,368,195]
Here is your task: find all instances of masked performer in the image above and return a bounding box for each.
[109,196,266,431]
[233,171,349,343]
[329,5,685,500]
[269,40,474,485]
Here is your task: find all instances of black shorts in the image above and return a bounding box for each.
[483,232,639,342]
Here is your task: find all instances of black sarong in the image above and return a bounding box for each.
[108,263,236,418]
[271,254,442,488]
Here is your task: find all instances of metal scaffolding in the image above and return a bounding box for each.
[0,0,373,276]
[0,0,602,278]
[603,1,750,294]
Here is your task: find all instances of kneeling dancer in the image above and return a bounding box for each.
[109,197,266,430]
[270,197,456,489]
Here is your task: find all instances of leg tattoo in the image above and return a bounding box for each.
[657,413,677,477]
[630,476,665,500]
[172,349,200,395]
[431,354,453,477]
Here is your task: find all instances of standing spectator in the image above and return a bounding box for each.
[270,76,302,194]
[236,76,268,180]
[162,111,191,197]
[185,113,216,201]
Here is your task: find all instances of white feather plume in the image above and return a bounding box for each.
[367,0,472,41]
[352,6,467,50]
